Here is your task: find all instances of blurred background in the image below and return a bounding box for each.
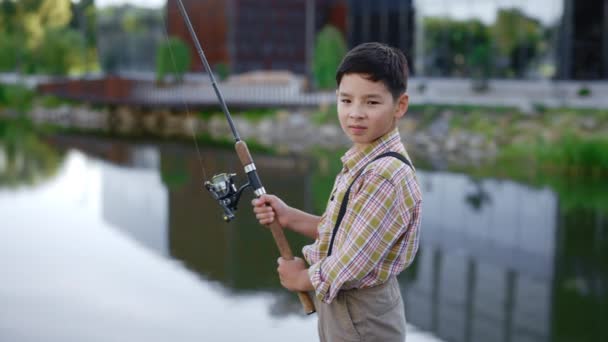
[0,0,607,341]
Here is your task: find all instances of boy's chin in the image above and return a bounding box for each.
[349,135,376,147]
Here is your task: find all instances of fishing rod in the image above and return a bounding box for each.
[173,0,315,315]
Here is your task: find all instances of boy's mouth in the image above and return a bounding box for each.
[348,125,367,135]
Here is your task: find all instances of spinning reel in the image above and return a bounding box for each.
[204,173,252,222]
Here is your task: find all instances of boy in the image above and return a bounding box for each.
[252,42,422,342]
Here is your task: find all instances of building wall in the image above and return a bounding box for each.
[165,0,417,75]
[232,0,309,73]
[96,7,164,73]
[557,0,607,79]
[166,0,230,72]
[347,0,415,70]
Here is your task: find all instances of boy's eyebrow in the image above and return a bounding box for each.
[338,92,383,98]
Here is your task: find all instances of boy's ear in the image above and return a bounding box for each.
[394,93,409,119]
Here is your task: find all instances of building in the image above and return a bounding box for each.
[557,0,608,79]
[99,0,608,81]
[96,5,165,73]
[166,0,415,75]
[346,0,415,71]
[166,0,230,72]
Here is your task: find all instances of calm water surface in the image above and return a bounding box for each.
[0,133,606,342]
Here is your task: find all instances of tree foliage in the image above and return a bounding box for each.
[3,0,73,48]
[492,9,543,77]
[313,25,347,89]
[423,8,545,79]
[0,30,23,71]
[0,0,96,75]
[424,18,492,77]
[34,27,87,75]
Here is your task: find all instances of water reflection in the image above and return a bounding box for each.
[1,133,606,342]
[103,146,169,255]
[407,172,557,341]
[0,118,62,187]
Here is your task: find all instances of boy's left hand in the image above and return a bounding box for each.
[277,257,313,292]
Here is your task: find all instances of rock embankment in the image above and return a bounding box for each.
[24,104,608,167]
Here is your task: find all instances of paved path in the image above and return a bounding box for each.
[3,72,608,110]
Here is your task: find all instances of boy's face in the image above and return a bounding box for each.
[337,73,408,149]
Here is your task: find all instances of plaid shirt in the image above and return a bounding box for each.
[303,128,422,304]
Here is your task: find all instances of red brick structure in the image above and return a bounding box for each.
[166,0,350,74]
[37,77,136,103]
[166,0,230,72]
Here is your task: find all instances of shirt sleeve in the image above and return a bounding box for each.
[308,172,410,303]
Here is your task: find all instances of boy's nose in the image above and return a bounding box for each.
[348,107,365,119]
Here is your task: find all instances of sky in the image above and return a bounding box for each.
[95,0,165,9]
[94,0,564,25]
[415,0,564,25]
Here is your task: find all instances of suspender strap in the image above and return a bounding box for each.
[327,151,411,256]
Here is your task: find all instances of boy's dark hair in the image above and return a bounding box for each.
[336,42,409,100]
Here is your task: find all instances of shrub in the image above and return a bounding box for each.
[312,25,347,90]
[156,37,191,84]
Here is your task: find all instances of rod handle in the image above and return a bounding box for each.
[267,220,316,314]
[235,141,316,315]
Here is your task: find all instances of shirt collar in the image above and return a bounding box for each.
[341,127,402,173]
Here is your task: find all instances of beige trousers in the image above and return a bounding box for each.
[315,277,406,342]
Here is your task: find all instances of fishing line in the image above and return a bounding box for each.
[160,12,208,182]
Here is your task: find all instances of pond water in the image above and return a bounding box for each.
[0,133,606,342]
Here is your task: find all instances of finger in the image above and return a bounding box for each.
[254,212,274,222]
[253,207,267,215]
[256,212,274,221]
[252,198,266,207]
[254,205,274,213]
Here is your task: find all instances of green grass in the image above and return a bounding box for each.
[0,83,35,113]
[197,108,277,123]
[38,95,78,109]
[311,104,338,125]
[499,134,608,174]
[239,108,277,122]
[462,134,608,213]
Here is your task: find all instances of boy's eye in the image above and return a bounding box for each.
[340,99,351,104]
[367,101,380,105]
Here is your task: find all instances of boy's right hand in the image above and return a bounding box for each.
[251,194,290,228]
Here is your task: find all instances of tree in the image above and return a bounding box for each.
[423,17,493,77]
[70,0,98,73]
[0,31,22,71]
[13,0,73,49]
[34,27,86,75]
[156,37,191,84]
[0,0,93,75]
[313,25,347,89]
[492,8,543,77]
